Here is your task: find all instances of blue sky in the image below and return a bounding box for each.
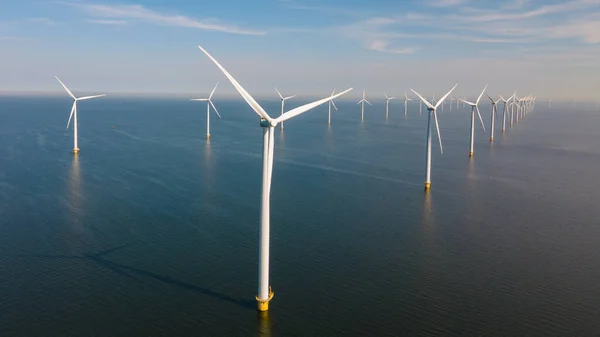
[1,0,599,99]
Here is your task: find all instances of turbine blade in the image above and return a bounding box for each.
[476,106,486,131]
[198,45,272,121]
[487,94,495,103]
[433,110,443,154]
[331,100,338,110]
[209,81,219,99]
[499,95,506,102]
[476,84,488,105]
[384,93,388,99]
[410,89,434,110]
[275,88,353,124]
[210,100,222,119]
[66,102,75,128]
[55,76,76,99]
[274,87,283,99]
[77,94,106,101]
[190,98,209,101]
[331,88,336,96]
[365,99,372,106]
[462,100,475,106]
[284,95,296,100]
[389,97,396,100]
[434,83,458,109]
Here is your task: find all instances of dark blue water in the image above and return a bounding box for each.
[1,96,599,336]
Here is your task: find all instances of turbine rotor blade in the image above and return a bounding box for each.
[209,81,219,99]
[331,100,338,110]
[410,89,434,110]
[476,84,488,105]
[274,87,283,99]
[77,94,106,101]
[476,106,486,131]
[433,110,443,154]
[284,95,296,100]
[210,100,222,119]
[190,98,209,101]
[55,76,76,100]
[275,88,353,124]
[434,82,458,109]
[365,99,372,106]
[66,102,76,128]
[462,100,475,106]
[198,45,272,122]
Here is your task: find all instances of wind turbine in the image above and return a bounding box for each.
[198,45,352,312]
[461,85,487,157]
[384,93,395,119]
[55,76,106,154]
[275,88,296,130]
[499,94,514,133]
[357,89,371,121]
[411,83,458,191]
[487,95,501,141]
[327,89,338,125]
[191,81,221,140]
[403,92,412,116]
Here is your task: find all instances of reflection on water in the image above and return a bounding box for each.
[257,312,272,337]
[67,154,83,234]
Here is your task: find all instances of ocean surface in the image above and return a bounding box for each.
[1,95,599,336]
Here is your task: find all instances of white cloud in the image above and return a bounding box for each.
[62,2,265,35]
[428,0,470,7]
[87,19,128,26]
[369,39,417,54]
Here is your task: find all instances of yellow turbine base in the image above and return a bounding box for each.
[73,148,80,154]
[206,134,210,140]
[424,182,431,190]
[490,137,494,141]
[469,152,474,157]
[256,289,274,312]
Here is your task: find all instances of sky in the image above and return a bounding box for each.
[1,0,600,100]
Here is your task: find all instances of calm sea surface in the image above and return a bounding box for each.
[1,96,599,336]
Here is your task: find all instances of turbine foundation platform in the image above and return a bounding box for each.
[490,137,494,141]
[469,151,474,157]
[73,148,80,154]
[206,134,210,140]
[424,182,431,191]
[256,288,274,312]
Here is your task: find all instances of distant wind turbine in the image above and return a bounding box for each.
[357,89,371,121]
[498,94,514,133]
[55,76,106,154]
[328,89,338,125]
[384,93,395,119]
[403,92,412,116]
[198,45,352,312]
[487,95,501,141]
[461,85,487,157]
[191,81,221,140]
[275,88,296,130]
[411,83,458,191]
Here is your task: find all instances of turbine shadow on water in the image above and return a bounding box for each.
[16,244,255,310]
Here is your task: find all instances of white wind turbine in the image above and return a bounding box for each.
[191,82,222,140]
[198,45,352,312]
[411,83,458,191]
[487,95,501,141]
[461,85,487,157]
[275,88,296,130]
[327,88,338,125]
[498,94,514,133]
[403,92,412,116]
[357,89,371,121]
[384,93,395,119]
[55,76,106,154]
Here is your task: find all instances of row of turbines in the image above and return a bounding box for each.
[51,45,536,312]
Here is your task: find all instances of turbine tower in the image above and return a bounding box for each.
[384,93,395,119]
[499,94,514,133]
[198,45,352,312]
[461,85,487,157]
[275,88,296,130]
[356,89,371,121]
[191,81,221,140]
[55,76,106,154]
[411,83,458,191]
